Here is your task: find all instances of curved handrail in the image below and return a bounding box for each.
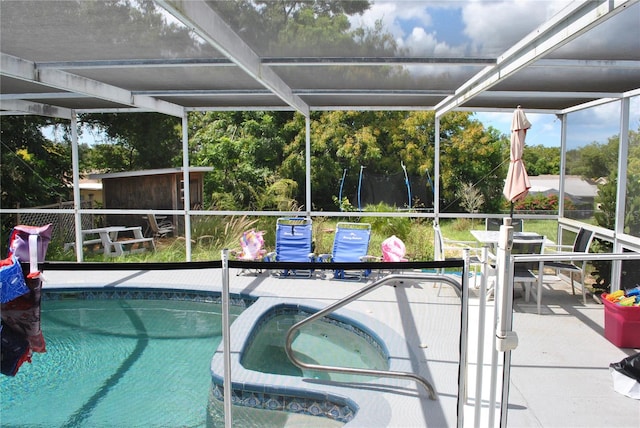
[284,273,463,401]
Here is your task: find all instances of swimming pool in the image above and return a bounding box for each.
[0,292,247,427]
[0,290,389,427]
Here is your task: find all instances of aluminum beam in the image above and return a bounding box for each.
[1,52,184,118]
[435,0,638,117]
[157,0,309,116]
[0,99,72,119]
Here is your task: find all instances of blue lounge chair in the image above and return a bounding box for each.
[264,217,314,277]
[318,222,373,280]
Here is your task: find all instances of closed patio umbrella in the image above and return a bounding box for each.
[503,106,532,216]
[494,106,532,427]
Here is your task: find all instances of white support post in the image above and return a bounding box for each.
[474,243,489,427]
[221,249,232,427]
[305,116,312,218]
[182,114,192,261]
[434,118,440,219]
[612,97,630,291]
[558,113,567,225]
[70,111,83,262]
[489,217,518,427]
[459,249,470,428]
[496,219,518,428]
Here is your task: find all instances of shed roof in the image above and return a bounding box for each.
[1,1,638,118]
[90,167,213,180]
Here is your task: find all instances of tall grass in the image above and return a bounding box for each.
[52,215,559,262]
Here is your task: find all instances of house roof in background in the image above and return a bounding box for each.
[529,175,598,198]
[1,1,638,119]
[78,179,102,191]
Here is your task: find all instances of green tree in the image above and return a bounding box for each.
[591,127,640,290]
[0,116,71,237]
[523,144,560,176]
[64,0,208,172]
[189,111,296,209]
[80,142,136,173]
[438,113,507,212]
[81,113,182,170]
[280,110,506,212]
[566,137,618,179]
[211,1,372,55]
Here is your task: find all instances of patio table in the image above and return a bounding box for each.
[471,230,553,314]
[65,226,154,257]
[470,230,552,248]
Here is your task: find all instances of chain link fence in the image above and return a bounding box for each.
[16,201,99,244]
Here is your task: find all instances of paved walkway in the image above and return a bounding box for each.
[42,266,639,427]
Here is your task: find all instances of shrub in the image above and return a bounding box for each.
[363,203,412,240]
[507,193,575,212]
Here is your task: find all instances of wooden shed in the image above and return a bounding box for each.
[90,167,213,229]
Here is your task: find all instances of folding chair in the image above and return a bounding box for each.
[318,222,372,280]
[264,218,314,277]
[511,235,546,314]
[146,212,175,238]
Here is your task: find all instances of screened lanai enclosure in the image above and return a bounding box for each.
[1,0,639,269]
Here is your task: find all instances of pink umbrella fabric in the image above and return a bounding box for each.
[503,106,532,203]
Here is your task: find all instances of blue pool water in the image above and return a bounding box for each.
[1,298,242,427]
[241,313,389,381]
[1,296,379,427]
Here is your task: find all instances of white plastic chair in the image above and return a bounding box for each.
[147,212,175,238]
[433,222,484,294]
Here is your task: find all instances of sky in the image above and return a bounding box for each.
[474,111,561,147]
[43,123,108,146]
[474,98,638,149]
[349,1,568,57]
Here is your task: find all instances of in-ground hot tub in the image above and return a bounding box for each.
[209,299,406,425]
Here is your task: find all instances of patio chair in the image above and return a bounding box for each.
[232,229,266,275]
[544,227,594,304]
[511,235,546,311]
[486,217,523,232]
[146,212,175,239]
[264,218,314,278]
[317,222,373,280]
[433,222,485,294]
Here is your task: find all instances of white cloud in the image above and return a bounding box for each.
[461,1,557,55]
[349,2,409,40]
[351,1,572,57]
[405,27,460,56]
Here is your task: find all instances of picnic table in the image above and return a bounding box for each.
[64,226,155,257]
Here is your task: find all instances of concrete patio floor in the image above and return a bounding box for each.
[42,265,639,427]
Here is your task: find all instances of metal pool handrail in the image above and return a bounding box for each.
[284,273,464,401]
